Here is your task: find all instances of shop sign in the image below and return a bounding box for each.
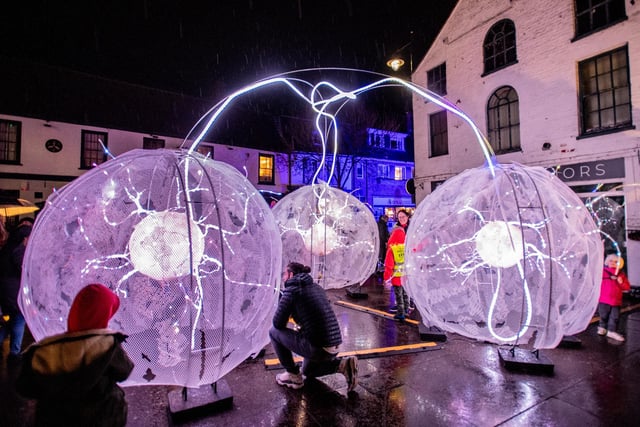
[548,158,625,182]
[372,196,413,206]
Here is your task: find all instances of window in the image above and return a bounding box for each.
[258,153,274,184]
[483,19,517,75]
[0,119,21,164]
[197,144,214,158]
[81,130,108,169]
[355,163,364,179]
[143,137,165,150]
[367,128,406,151]
[377,164,391,179]
[302,158,318,183]
[574,0,626,38]
[579,46,632,136]
[431,180,445,192]
[429,111,448,157]
[427,63,447,96]
[394,166,405,181]
[487,86,521,153]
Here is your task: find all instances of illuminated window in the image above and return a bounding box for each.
[430,110,448,157]
[483,19,517,75]
[578,46,632,136]
[81,130,108,169]
[143,137,165,150]
[427,63,447,96]
[394,166,405,181]
[0,119,21,164]
[575,0,626,38]
[259,153,274,184]
[487,86,521,153]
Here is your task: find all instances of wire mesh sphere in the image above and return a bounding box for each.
[273,183,378,289]
[19,148,281,387]
[404,162,603,349]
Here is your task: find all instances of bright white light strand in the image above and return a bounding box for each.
[184,72,603,345]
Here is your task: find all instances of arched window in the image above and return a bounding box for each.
[487,86,520,153]
[483,19,517,75]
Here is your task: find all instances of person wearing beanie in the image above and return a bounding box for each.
[17,284,134,427]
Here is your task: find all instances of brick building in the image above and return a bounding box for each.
[412,0,640,284]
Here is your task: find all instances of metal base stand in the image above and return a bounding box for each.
[497,347,554,375]
[557,335,582,349]
[168,380,233,423]
[418,322,447,342]
[346,283,368,299]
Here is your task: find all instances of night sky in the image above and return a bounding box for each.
[1,1,457,100]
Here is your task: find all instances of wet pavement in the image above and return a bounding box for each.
[2,279,640,426]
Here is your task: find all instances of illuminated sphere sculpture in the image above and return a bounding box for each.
[20,149,281,387]
[404,162,603,349]
[273,183,378,289]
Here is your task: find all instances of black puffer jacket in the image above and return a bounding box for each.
[273,273,342,348]
[17,329,134,427]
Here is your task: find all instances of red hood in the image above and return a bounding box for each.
[67,284,120,332]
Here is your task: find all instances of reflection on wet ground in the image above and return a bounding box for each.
[3,279,640,426]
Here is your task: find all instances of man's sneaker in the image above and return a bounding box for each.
[388,305,398,313]
[607,331,625,342]
[276,371,304,389]
[393,313,405,322]
[340,356,358,392]
[597,327,607,336]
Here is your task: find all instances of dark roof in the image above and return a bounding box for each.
[0,56,413,160]
[0,56,213,140]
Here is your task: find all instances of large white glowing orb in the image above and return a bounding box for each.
[129,211,205,280]
[273,183,378,289]
[475,221,523,268]
[404,162,603,349]
[19,149,281,387]
[305,220,340,256]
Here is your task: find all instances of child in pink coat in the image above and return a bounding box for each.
[597,254,631,342]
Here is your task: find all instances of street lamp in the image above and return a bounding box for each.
[386,32,414,74]
[386,57,406,72]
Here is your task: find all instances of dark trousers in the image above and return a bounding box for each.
[269,327,340,378]
[598,303,621,332]
[393,286,410,315]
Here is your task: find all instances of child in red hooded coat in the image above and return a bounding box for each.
[597,254,631,342]
[17,283,134,427]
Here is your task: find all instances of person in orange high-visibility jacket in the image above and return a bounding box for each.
[384,224,410,321]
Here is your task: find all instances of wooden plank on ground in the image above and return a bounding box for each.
[264,341,440,370]
[334,300,420,325]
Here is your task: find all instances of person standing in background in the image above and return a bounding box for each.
[0,224,31,362]
[377,214,389,274]
[384,210,411,321]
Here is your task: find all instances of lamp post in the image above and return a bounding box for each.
[386,31,414,75]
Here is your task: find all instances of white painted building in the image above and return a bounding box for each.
[0,113,288,205]
[412,0,640,285]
